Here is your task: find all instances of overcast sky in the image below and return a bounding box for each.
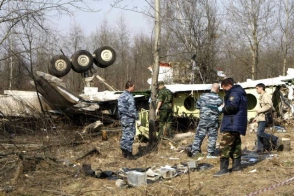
[54,0,153,36]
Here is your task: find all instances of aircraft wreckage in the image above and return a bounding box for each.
[1,58,294,138]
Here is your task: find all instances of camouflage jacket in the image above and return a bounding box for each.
[157,87,173,110]
[118,90,138,123]
[197,92,223,126]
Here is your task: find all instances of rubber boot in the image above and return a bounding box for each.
[126,151,136,160]
[213,158,230,177]
[121,148,127,158]
[275,138,283,151]
[187,150,193,157]
[232,157,241,171]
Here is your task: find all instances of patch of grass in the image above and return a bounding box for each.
[283,161,294,166]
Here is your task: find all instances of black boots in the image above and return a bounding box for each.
[213,158,230,177]
[121,148,136,160]
[214,157,242,176]
[121,148,127,158]
[232,157,241,171]
[126,151,136,160]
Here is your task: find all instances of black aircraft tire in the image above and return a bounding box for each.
[93,46,116,68]
[49,55,71,77]
[71,50,94,73]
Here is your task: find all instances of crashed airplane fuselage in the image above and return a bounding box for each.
[0,71,148,121]
[1,69,293,132]
[136,67,294,139]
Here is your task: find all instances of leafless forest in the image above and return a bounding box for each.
[1,0,294,93]
[1,1,294,195]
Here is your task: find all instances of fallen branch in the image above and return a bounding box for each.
[171,171,186,196]
[76,147,100,161]
[173,132,194,141]
[0,159,16,170]
[0,143,44,149]
[0,143,6,150]
[10,158,23,185]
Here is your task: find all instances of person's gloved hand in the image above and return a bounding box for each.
[136,120,141,127]
[218,106,223,112]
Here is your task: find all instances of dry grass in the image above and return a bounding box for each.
[1,124,294,196]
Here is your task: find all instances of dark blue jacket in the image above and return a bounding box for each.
[220,85,248,135]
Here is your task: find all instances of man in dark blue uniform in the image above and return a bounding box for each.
[214,78,247,176]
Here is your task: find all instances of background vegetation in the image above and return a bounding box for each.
[1,0,294,93]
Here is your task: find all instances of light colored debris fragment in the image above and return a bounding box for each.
[115,179,127,188]
[82,121,103,133]
[173,132,194,141]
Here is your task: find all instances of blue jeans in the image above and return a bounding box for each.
[257,121,278,151]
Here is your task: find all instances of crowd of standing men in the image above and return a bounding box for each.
[117,78,282,176]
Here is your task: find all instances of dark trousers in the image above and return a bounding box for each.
[257,121,278,151]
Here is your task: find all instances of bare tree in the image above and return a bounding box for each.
[131,32,153,90]
[161,0,220,83]
[0,0,101,91]
[115,13,132,89]
[87,17,118,91]
[2,11,53,90]
[223,0,276,80]
[61,23,87,92]
[0,0,99,45]
[110,0,154,18]
[278,0,294,76]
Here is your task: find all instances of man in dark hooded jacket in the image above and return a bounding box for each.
[214,78,247,177]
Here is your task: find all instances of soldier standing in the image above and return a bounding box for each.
[118,81,138,159]
[156,81,173,138]
[187,83,223,158]
[214,78,247,176]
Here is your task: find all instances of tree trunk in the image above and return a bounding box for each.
[149,0,161,146]
[252,18,258,80]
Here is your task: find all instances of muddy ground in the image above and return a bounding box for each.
[1,118,294,196]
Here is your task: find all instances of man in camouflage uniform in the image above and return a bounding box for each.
[187,83,223,158]
[214,78,247,177]
[156,81,173,139]
[118,81,138,159]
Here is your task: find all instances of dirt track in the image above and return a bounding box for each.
[1,122,294,196]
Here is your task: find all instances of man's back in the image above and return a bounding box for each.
[158,87,173,110]
[118,91,137,122]
[197,92,223,126]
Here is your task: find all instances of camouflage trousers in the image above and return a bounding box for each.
[219,132,241,159]
[158,109,173,138]
[120,122,136,152]
[191,123,218,153]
